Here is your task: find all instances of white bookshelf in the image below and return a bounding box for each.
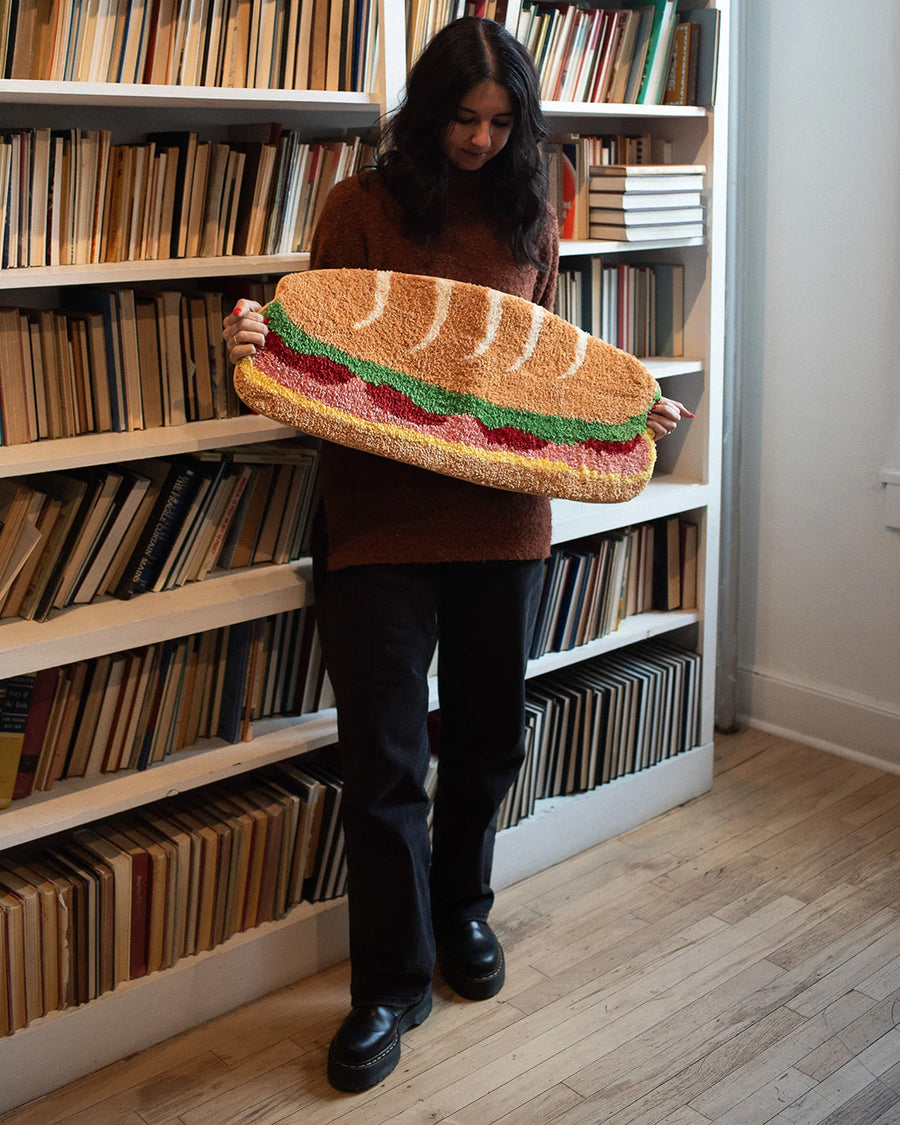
[0,0,729,1111]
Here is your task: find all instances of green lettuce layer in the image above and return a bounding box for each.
[266,301,657,447]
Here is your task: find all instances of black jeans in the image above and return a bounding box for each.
[313,519,543,1006]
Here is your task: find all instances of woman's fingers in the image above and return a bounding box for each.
[223,300,268,362]
[648,397,695,440]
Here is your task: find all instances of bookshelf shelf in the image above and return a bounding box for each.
[544,100,707,119]
[0,0,729,1107]
[643,358,704,381]
[559,236,706,256]
[0,415,300,476]
[0,254,312,291]
[527,609,700,679]
[0,79,383,114]
[0,709,338,850]
[551,480,712,543]
[0,560,312,678]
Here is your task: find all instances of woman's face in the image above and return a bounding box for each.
[443,79,515,172]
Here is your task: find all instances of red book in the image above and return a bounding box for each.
[12,666,61,799]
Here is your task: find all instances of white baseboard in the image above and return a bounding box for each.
[737,666,900,775]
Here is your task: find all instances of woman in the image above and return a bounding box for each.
[224,17,687,1093]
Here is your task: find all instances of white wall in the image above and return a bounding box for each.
[735,0,900,769]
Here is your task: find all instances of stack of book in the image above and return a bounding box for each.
[588,163,705,241]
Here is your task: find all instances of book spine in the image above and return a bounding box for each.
[0,676,35,807]
[118,466,202,598]
[11,667,59,800]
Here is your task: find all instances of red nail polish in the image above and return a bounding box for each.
[684,410,695,418]
[232,306,243,316]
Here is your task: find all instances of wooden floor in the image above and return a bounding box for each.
[4,727,900,1124]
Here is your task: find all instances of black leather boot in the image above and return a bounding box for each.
[327,989,432,1092]
[436,919,505,1000]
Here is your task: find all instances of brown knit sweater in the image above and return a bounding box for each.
[309,167,559,570]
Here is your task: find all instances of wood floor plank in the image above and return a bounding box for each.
[687,991,880,1120]
[765,1058,891,1124]
[870,1101,900,1125]
[63,1039,306,1125]
[656,1109,713,1125]
[2,729,898,1125]
[705,1067,816,1125]
[785,919,900,1018]
[484,1083,586,1124]
[879,1059,900,1095]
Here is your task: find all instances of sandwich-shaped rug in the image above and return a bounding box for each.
[234,269,660,503]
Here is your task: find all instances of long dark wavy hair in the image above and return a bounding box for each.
[375,17,550,271]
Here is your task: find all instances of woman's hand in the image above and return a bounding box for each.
[223,300,268,364]
[648,396,694,440]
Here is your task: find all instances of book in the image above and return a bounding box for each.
[71,828,133,987]
[679,520,699,611]
[112,820,170,974]
[145,131,198,259]
[622,0,678,104]
[64,655,115,778]
[653,263,684,356]
[237,782,286,925]
[149,459,226,591]
[6,861,61,1016]
[663,19,698,106]
[135,810,195,964]
[588,164,705,193]
[216,620,254,743]
[52,845,105,1001]
[0,494,44,604]
[10,666,60,800]
[589,206,703,226]
[93,822,151,980]
[0,308,33,445]
[683,8,720,106]
[653,515,682,611]
[35,662,89,790]
[112,459,206,598]
[26,857,76,1007]
[0,481,36,582]
[98,459,172,598]
[0,891,27,1032]
[587,189,701,210]
[51,469,125,610]
[265,761,326,908]
[0,867,43,1024]
[589,222,703,242]
[71,470,154,604]
[0,675,37,807]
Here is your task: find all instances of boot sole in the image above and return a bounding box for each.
[439,945,505,1001]
[327,991,433,1093]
